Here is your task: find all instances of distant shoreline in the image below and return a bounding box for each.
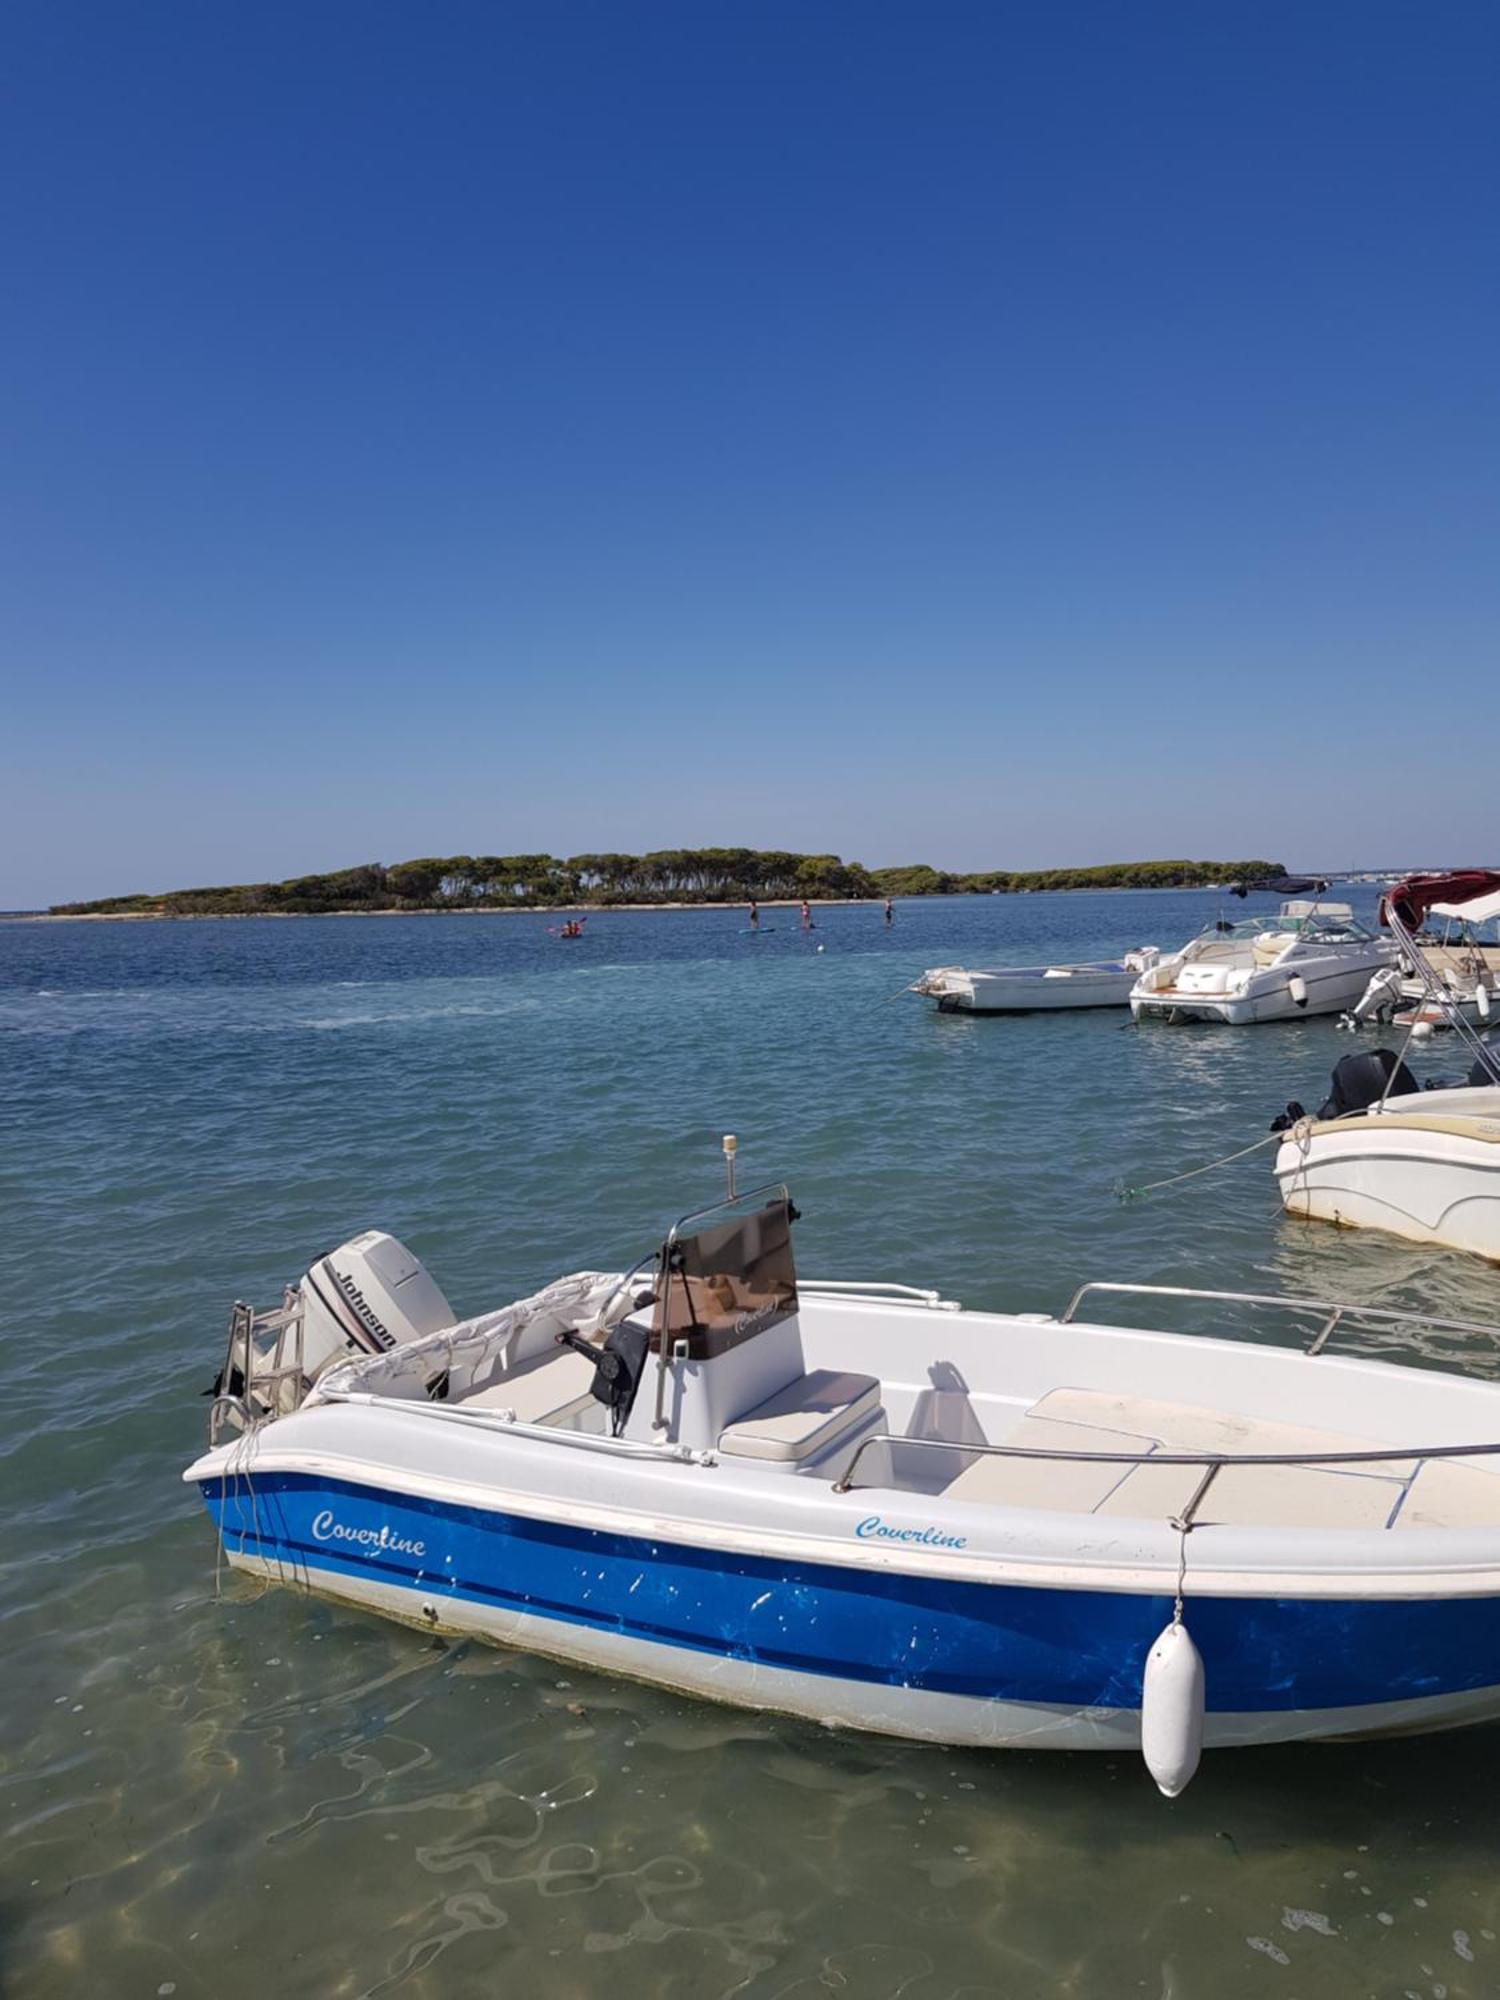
[10,884,1316,925]
[40,850,1289,919]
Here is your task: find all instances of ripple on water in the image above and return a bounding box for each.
[7,896,1500,1997]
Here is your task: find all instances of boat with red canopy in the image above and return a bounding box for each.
[1346,871,1500,1031]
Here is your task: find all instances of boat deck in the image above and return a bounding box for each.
[947,1387,1500,1531]
[457,1353,1500,1532]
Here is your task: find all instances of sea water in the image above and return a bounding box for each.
[3,891,1498,1998]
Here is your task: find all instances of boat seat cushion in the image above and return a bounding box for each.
[946,1387,1416,1527]
[1390,1457,1500,1530]
[1027,1388,1408,1465]
[719,1369,880,1464]
[1032,1387,1412,1525]
[462,1347,599,1423]
[943,1414,1204,1516]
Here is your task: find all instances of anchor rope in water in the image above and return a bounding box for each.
[1118,1128,1282,1202]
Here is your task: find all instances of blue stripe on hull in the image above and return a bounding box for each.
[202,1472,1500,1716]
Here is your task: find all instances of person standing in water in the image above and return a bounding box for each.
[800,899,812,930]
[883,897,894,926]
[749,899,759,930]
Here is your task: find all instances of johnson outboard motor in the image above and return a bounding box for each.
[210,1230,459,1426]
[297,1231,458,1378]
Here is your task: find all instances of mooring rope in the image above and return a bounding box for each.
[1118,1128,1283,1202]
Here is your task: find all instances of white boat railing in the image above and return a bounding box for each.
[1058,1280,1498,1357]
[210,1292,307,1444]
[832,1427,1500,1505]
[800,1279,962,1311]
[309,1389,714,1463]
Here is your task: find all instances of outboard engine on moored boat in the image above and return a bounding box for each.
[298,1232,457,1376]
[211,1231,457,1430]
[1269,1048,1419,1132]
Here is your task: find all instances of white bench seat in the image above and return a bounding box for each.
[942,1386,1455,1529]
[719,1369,880,1464]
[1391,1456,1500,1530]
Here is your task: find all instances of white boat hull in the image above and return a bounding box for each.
[1134,957,1389,1025]
[224,1543,1500,1751]
[1276,1095,1500,1259]
[190,1285,1500,1766]
[919,963,1142,1013]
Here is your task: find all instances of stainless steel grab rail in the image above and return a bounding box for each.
[209,1289,307,1444]
[800,1279,962,1311]
[832,1427,1500,1495]
[1058,1280,1498,1356]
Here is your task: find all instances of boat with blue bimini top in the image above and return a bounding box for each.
[188,1162,1500,1795]
[913,949,1159,1013]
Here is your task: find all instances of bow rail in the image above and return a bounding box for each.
[1058,1280,1498,1357]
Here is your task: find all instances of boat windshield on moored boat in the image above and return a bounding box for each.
[189,1157,1500,1796]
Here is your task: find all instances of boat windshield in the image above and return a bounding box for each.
[1205,909,1374,945]
[1290,913,1375,942]
[653,1194,799,1357]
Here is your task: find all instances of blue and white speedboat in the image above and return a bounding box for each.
[188,1178,1500,1794]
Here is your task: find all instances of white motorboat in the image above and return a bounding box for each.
[1274,872,1500,1259]
[189,1162,1500,1796]
[1131,900,1394,1024]
[1277,1075,1500,1260]
[1345,875,1500,1032]
[914,948,1159,1013]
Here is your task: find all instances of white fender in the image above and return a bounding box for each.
[1141,1619,1204,1798]
[1287,974,1308,1009]
[1478,985,1492,1021]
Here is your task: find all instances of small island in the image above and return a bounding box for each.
[50,852,1289,917]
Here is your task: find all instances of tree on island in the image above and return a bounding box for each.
[52,853,1289,916]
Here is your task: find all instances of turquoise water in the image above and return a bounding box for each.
[5,891,1500,1999]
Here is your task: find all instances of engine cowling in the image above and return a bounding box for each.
[298,1231,456,1380]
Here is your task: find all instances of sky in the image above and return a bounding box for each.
[3,1,1497,907]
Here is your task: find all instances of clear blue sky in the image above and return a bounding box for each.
[4,1,1496,906]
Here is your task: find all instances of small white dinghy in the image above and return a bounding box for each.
[189,1157,1500,1794]
[914,949,1158,1012]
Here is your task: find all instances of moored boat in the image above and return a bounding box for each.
[189,1170,1500,1794]
[914,948,1158,1012]
[1273,871,1500,1258]
[1345,875,1500,1032]
[1131,900,1394,1024]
